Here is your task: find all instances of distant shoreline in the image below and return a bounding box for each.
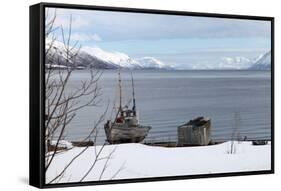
[46,67,271,72]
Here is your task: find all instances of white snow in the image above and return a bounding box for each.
[82,46,170,69]
[50,140,73,149]
[46,39,271,71]
[254,51,271,64]
[219,56,252,70]
[82,46,140,68]
[250,51,271,70]
[45,64,66,69]
[46,141,271,184]
[136,57,171,69]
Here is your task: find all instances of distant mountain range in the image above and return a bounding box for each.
[46,40,173,70]
[248,51,271,70]
[46,40,271,71]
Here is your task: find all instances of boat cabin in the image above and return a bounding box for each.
[115,109,137,124]
[121,109,136,117]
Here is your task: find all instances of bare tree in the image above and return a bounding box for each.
[45,9,122,183]
[228,112,241,154]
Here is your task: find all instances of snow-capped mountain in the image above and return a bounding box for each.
[82,46,140,68]
[135,57,173,69]
[46,40,117,69]
[218,56,252,70]
[46,40,171,70]
[216,52,271,70]
[46,40,270,71]
[249,51,271,70]
[82,46,172,69]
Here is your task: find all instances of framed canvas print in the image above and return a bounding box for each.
[29,2,274,188]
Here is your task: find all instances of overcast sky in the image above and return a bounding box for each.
[47,8,271,68]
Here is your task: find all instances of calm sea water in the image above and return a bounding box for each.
[56,70,271,144]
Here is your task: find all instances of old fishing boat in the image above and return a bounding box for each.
[104,70,151,144]
[177,116,211,146]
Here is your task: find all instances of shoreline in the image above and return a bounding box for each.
[46,141,271,184]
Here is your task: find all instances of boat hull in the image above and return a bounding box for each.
[105,124,151,144]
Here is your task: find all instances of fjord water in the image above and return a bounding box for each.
[61,70,271,144]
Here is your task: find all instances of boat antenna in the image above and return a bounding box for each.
[131,71,136,114]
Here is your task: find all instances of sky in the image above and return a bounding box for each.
[46,8,271,69]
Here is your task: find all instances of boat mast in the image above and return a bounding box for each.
[131,72,136,114]
[118,67,122,113]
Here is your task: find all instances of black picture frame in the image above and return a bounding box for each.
[30,2,274,188]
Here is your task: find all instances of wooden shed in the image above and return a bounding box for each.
[177,117,211,146]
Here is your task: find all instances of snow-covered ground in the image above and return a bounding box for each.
[46,141,271,184]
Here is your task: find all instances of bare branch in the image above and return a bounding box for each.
[45,11,121,184]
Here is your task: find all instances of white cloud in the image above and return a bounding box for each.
[46,8,91,29]
[71,33,102,42]
[55,15,90,29]
[47,7,271,41]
